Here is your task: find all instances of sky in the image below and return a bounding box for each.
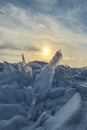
[0,0,87,67]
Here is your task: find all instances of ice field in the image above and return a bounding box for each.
[0,50,87,130]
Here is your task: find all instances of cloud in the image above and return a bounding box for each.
[0,40,39,52]
[0,1,87,33]
[0,41,19,50]
[0,0,57,14]
[24,46,40,52]
[0,1,87,66]
[0,4,87,51]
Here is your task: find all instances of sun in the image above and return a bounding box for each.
[41,46,52,61]
[43,48,50,55]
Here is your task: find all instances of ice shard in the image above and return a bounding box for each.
[21,53,32,76]
[49,49,63,69]
[43,93,82,130]
[33,50,62,100]
[22,53,25,64]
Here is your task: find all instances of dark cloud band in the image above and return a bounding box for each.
[0,42,40,52]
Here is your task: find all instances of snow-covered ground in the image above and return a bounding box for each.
[0,50,87,130]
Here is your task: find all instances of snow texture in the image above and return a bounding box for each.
[0,50,87,130]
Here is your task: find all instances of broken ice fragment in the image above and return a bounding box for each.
[43,93,82,130]
[34,50,62,100]
[0,85,17,104]
[0,115,28,130]
[49,49,62,69]
[21,53,32,74]
[22,53,26,64]
[31,112,51,129]
[0,104,26,121]
[24,86,34,105]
